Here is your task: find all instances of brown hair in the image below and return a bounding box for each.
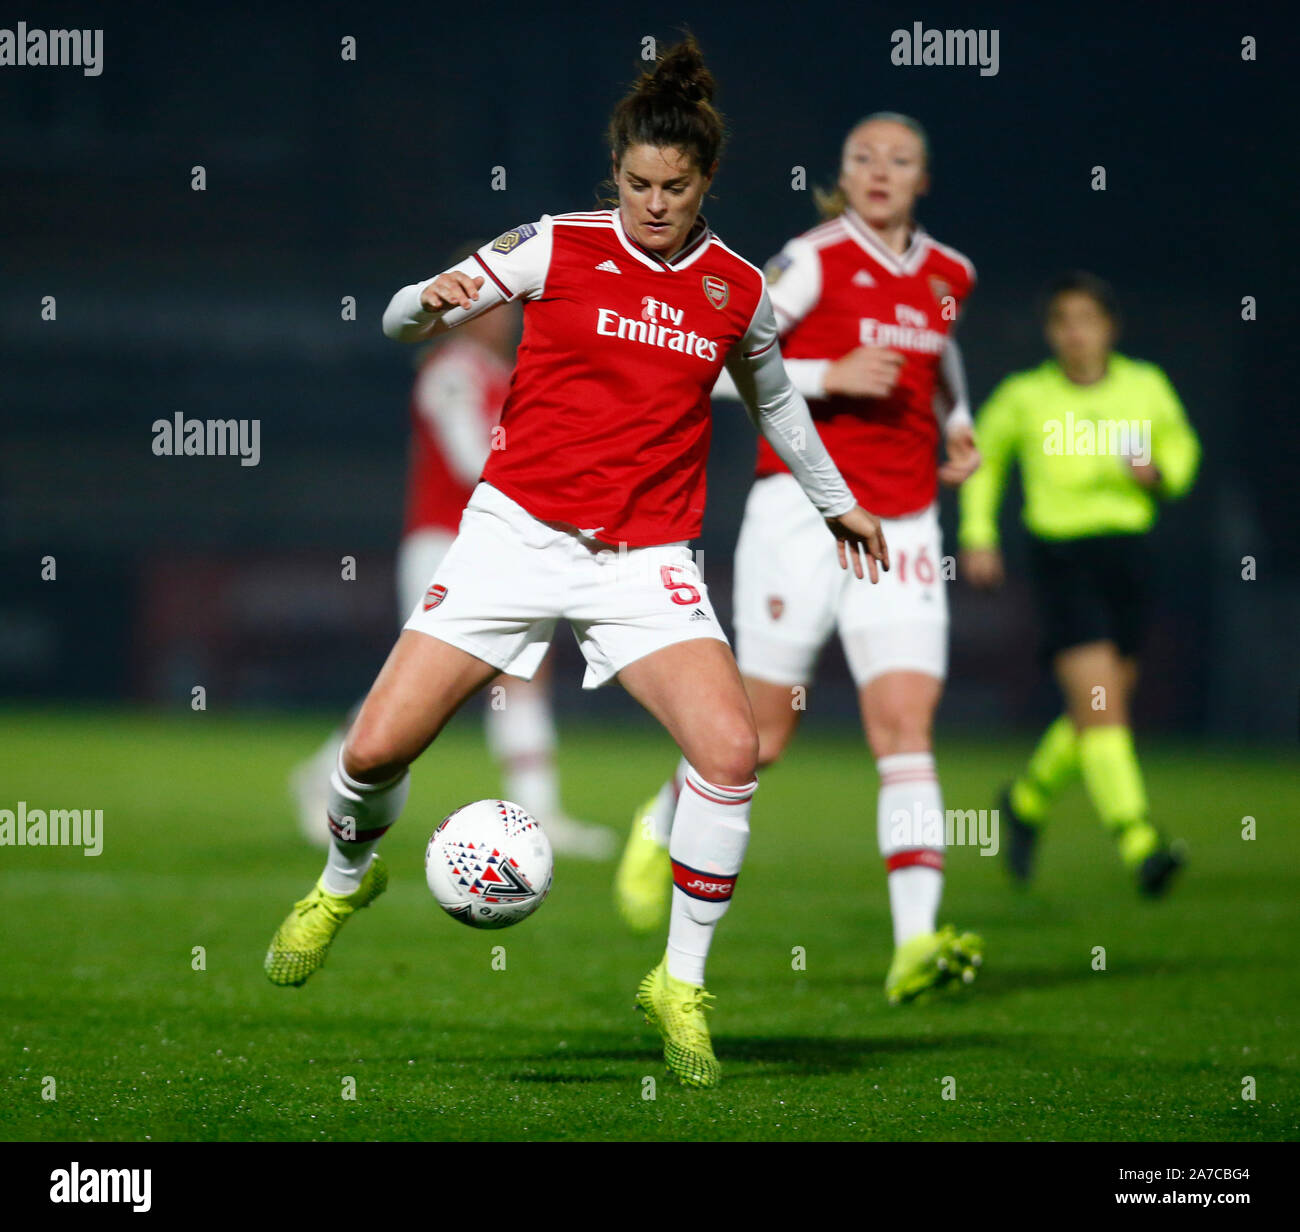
[607,35,726,177]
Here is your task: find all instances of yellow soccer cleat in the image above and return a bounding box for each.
[613,795,672,933]
[264,856,388,987]
[634,955,721,1089]
[884,924,984,1006]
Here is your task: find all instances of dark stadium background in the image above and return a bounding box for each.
[1,1,1294,739]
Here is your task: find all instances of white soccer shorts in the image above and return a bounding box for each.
[402,482,728,689]
[733,473,948,688]
[396,527,458,621]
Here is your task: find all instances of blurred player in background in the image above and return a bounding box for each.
[959,272,1200,893]
[616,113,985,1004]
[290,252,613,859]
[265,38,890,1089]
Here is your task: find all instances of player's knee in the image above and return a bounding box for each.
[1071,706,1128,731]
[866,707,933,759]
[342,726,410,784]
[1064,678,1128,728]
[697,716,759,786]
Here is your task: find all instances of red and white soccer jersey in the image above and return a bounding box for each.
[755,208,976,517]
[403,337,511,537]
[420,211,794,547]
[731,209,975,687]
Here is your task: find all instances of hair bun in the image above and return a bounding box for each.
[645,39,715,105]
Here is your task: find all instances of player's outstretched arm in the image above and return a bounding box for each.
[382,270,499,343]
[726,290,889,581]
[383,219,551,345]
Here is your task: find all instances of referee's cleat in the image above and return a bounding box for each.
[634,956,721,1089]
[1137,840,1186,898]
[614,795,672,932]
[999,783,1040,884]
[885,924,984,1005]
[264,856,388,986]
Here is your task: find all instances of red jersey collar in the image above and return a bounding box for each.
[612,209,713,272]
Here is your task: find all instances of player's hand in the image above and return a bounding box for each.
[420,271,485,313]
[825,505,890,583]
[938,424,982,487]
[961,547,1004,589]
[824,346,905,399]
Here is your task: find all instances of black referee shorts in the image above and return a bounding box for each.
[1025,532,1150,661]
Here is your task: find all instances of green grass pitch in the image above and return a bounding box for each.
[1,709,1295,1141]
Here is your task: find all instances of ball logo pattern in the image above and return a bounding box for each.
[425,800,553,929]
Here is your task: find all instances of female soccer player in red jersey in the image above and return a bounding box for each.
[263,38,888,1089]
[617,113,985,1005]
[288,275,613,860]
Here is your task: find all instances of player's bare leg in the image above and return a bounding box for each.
[618,638,758,1087]
[860,669,982,1002]
[614,672,801,931]
[489,663,613,859]
[265,632,499,986]
[744,676,807,769]
[1055,640,1180,893]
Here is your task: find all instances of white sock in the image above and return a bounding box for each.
[666,765,755,986]
[321,751,410,895]
[486,683,559,819]
[644,757,688,847]
[877,752,944,946]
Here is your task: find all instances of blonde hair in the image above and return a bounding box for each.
[814,111,930,219]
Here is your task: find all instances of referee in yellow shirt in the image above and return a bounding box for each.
[959,272,1201,895]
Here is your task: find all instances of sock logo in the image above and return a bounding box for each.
[671,859,737,902]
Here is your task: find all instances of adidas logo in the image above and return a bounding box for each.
[852,269,876,287]
[689,607,710,622]
[596,259,621,274]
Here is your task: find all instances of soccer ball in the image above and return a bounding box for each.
[425,799,553,929]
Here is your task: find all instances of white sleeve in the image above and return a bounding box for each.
[713,357,830,401]
[382,217,553,343]
[763,237,821,336]
[413,356,493,486]
[711,238,827,400]
[724,289,856,519]
[935,336,972,433]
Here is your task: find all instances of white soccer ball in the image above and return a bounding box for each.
[425,799,553,929]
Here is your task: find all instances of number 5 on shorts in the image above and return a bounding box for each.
[660,564,701,606]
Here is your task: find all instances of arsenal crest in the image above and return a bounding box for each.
[767,595,785,620]
[423,583,448,611]
[702,275,730,310]
[928,275,951,303]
